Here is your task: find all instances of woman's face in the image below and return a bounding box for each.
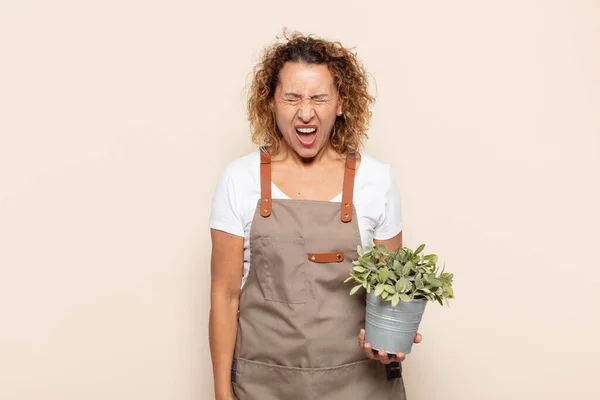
[270,61,342,159]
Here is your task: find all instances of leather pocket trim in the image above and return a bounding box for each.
[308,252,344,263]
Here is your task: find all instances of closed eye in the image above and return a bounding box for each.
[282,94,301,103]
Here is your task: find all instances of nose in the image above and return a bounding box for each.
[297,100,315,122]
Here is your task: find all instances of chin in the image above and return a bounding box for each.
[293,145,321,159]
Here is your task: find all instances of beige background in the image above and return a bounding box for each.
[1,0,599,399]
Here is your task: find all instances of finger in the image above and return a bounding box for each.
[414,333,422,343]
[364,342,396,364]
[358,329,365,347]
[363,342,376,359]
[377,350,393,365]
[392,352,406,362]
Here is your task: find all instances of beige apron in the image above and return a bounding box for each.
[232,150,407,399]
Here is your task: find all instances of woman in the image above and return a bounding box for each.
[209,31,421,400]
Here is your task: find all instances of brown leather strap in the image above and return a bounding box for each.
[308,252,345,263]
[260,150,272,217]
[341,154,357,223]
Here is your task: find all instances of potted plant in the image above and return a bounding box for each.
[344,243,454,355]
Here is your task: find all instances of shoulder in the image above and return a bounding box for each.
[215,150,261,193]
[356,152,394,187]
[210,150,261,227]
[358,152,390,172]
[212,150,261,200]
[220,150,261,178]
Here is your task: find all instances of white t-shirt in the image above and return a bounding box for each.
[209,150,403,288]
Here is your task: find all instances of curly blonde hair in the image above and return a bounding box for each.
[247,30,376,154]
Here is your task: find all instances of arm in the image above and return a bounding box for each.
[374,230,403,252]
[358,164,422,362]
[209,229,244,400]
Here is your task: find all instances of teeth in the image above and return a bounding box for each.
[297,128,316,133]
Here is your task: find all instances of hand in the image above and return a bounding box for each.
[358,329,422,365]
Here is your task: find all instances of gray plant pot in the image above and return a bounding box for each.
[364,292,427,355]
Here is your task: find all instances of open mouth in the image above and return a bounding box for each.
[295,127,318,147]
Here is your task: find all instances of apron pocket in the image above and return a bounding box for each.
[234,357,404,400]
[234,357,312,400]
[252,236,307,304]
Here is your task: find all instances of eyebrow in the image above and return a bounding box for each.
[283,92,330,98]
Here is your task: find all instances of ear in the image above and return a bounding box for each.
[336,96,343,116]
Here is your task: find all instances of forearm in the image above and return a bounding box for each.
[209,291,240,398]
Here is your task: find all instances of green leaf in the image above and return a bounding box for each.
[382,268,390,283]
[357,245,364,257]
[350,284,362,295]
[384,284,396,294]
[402,261,414,275]
[400,293,411,303]
[377,244,389,254]
[374,284,385,296]
[424,254,438,263]
[396,277,410,293]
[352,266,367,273]
[343,276,354,283]
[377,267,390,284]
[415,244,426,255]
[367,261,377,271]
[415,275,424,289]
[391,293,400,307]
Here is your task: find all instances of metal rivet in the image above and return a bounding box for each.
[263,209,268,213]
[344,214,349,218]
[263,198,269,202]
[344,203,350,207]
[311,256,316,261]
[336,254,342,260]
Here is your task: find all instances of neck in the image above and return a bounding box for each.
[271,140,340,169]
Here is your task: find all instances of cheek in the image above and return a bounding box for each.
[319,109,338,126]
[273,110,296,136]
[275,108,296,122]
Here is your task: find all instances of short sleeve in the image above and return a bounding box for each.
[209,167,245,237]
[373,165,403,240]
